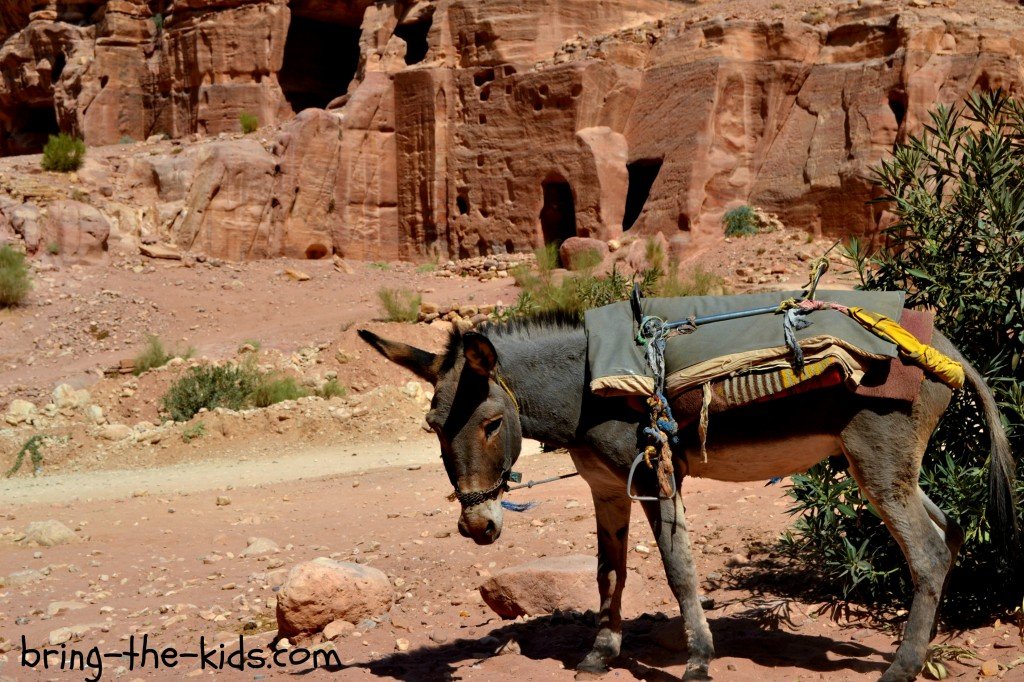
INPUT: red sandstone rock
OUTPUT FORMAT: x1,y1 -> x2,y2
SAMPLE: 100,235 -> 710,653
479,555 -> 599,618
43,200 -> 109,264
275,558 -> 393,638
0,3 -> 1022,262
559,236 -> 609,271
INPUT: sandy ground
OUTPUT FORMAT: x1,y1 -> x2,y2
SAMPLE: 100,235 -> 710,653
2,438 -> 1021,682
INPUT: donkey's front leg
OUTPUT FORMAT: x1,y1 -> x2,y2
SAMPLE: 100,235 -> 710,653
642,491 -> 714,681
576,489 -> 632,678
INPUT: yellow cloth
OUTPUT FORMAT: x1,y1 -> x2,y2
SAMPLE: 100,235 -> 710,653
846,307 -> 965,389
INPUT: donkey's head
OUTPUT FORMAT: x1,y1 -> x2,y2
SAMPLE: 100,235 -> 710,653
358,328 -> 522,544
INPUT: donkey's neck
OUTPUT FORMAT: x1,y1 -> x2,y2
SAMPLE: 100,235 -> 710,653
492,328 -> 587,446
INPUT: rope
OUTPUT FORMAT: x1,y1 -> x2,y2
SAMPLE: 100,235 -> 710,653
635,313 -> 679,500
698,382 -> 712,464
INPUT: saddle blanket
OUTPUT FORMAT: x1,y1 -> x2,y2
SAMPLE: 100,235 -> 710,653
584,290 -> 907,398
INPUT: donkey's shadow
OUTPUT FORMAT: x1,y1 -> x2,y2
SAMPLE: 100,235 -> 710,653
354,611 -> 889,681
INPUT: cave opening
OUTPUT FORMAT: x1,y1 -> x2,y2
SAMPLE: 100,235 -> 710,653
888,89 -> 907,128
1,105 -> 60,156
51,53 -> 66,83
279,15 -> 361,112
305,243 -> 329,259
394,15 -> 431,65
623,158 -> 663,231
540,178 -> 577,245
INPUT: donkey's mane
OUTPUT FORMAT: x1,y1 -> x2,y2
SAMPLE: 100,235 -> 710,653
439,311 -> 582,371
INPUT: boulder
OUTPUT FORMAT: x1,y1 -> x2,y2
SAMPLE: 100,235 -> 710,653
43,201 -> 110,265
559,237 -> 609,271
101,424 -> 134,441
479,555 -> 598,618
21,520 -> 76,547
53,383 -> 90,410
241,537 -> 280,557
4,398 -> 36,425
276,558 -> 393,638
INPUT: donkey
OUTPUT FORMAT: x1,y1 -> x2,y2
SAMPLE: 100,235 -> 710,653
359,313 -> 1015,682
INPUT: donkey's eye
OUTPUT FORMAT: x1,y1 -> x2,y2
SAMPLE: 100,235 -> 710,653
484,418 -> 503,439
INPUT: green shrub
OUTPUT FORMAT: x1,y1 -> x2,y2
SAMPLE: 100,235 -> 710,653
239,112 -> 259,134
783,91 -> 1024,622
317,378 -> 347,399
377,287 -> 421,322
181,421 -> 206,443
722,205 -> 758,237
0,245 -> 30,308
5,435 -> 45,477
41,133 -> 86,172
162,364 -> 260,421
250,375 -> 308,408
45,242 -> 60,256
133,335 -> 193,376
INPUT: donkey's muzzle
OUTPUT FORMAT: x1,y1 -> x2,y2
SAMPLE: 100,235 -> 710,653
458,500 -> 503,545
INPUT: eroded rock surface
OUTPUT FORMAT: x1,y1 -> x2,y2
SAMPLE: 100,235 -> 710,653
0,1 -> 1021,261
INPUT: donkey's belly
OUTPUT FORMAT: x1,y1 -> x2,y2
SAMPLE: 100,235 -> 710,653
684,432 -> 841,482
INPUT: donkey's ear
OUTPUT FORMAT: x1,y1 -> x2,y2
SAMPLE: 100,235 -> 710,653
462,332 -> 497,376
358,329 -> 441,383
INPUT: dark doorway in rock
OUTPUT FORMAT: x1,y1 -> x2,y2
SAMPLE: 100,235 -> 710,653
395,15 -> 431,65
0,105 -> 60,156
623,158 -> 662,230
540,178 -> 576,245
305,243 -> 329,259
279,16 -> 361,112
888,88 -> 907,128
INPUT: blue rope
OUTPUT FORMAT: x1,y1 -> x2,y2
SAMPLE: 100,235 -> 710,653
501,500 -> 538,512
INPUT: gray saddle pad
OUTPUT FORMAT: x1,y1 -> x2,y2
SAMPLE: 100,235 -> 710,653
584,289 -> 905,396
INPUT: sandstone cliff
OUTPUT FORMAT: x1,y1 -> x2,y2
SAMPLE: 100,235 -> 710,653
0,0 -> 1022,262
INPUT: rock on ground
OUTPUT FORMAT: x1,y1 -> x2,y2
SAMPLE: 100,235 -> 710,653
241,536 -> 280,557
275,558 -> 393,639
479,555 -> 599,618
21,520 -> 76,547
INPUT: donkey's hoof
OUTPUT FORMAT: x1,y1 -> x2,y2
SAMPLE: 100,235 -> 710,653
682,664 -> 712,681
575,653 -> 610,679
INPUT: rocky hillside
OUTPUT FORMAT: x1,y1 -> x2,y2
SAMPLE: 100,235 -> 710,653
0,0 -> 1022,265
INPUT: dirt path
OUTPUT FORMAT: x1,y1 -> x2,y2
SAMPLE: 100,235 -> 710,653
0,436 -> 544,506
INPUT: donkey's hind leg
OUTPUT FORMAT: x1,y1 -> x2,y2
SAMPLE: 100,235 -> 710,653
841,391 -> 955,682
641,490 -> 714,681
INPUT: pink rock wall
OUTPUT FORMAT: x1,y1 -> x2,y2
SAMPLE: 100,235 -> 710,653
0,1 -> 1022,262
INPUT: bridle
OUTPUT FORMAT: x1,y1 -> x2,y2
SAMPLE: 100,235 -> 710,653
447,370 -> 520,508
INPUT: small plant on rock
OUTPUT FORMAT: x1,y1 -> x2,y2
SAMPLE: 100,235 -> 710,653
239,112 -> 259,134
0,245 -> 31,308
45,242 -> 60,256
41,133 -> 86,172
377,287 -> 421,322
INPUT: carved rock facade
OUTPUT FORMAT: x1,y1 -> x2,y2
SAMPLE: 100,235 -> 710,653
0,1 -> 1022,261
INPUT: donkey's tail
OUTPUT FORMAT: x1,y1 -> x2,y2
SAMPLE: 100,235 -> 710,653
952,338 -> 1018,549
